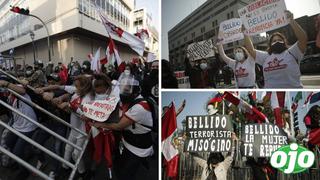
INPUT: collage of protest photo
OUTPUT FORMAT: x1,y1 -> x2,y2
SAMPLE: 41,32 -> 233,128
162,0 -> 320,180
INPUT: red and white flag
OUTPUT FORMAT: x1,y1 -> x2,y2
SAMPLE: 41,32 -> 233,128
303,92 -> 314,107
162,103 -> 179,178
309,128 -> 320,146
107,37 -> 125,72
90,47 -> 101,73
96,6 -> 145,56
223,91 -> 268,123
264,92 -> 286,128
135,29 -> 149,40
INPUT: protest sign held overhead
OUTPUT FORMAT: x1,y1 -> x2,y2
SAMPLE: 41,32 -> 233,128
186,39 -> 215,61
184,115 -> 233,152
238,0 -> 289,35
82,96 -> 119,122
240,123 -> 288,157
218,18 -> 244,44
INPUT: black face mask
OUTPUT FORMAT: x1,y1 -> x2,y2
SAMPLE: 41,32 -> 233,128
120,94 -> 135,104
150,69 -> 158,78
270,41 -> 287,54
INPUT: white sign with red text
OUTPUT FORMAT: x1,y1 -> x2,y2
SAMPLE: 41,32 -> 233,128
82,96 -> 119,122
238,0 -> 289,35
218,18 -> 244,44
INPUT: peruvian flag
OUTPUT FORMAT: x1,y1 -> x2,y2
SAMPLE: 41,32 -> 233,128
303,92 -> 314,107
135,29 -> 149,40
96,6 -> 145,56
309,128 -> 320,146
107,37 -> 125,73
162,103 -> 179,178
223,91 -> 268,123
87,126 -> 115,179
58,64 -> 68,85
265,92 -> 286,128
90,47 -> 101,73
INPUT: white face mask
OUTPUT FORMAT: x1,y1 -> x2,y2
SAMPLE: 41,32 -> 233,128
95,93 -> 107,100
124,70 -> 131,76
235,52 -> 245,61
200,63 -> 207,70
207,105 -> 218,115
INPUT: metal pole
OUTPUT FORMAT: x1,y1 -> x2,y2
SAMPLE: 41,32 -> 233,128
68,129 -> 92,180
0,68 -> 36,91
0,99 -> 82,151
0,120 -> 75,169
30,31 -> 36,64
288,92 -> 295,137
29,14 -> 51,62
6,88 -> 88,137
0,146 -> 52,180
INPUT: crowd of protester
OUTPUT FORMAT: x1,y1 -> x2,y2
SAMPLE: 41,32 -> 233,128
0,58 -> 159,180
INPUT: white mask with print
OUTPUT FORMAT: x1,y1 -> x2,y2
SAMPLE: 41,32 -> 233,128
124,70 -> 131,76
235,52 -> 245,61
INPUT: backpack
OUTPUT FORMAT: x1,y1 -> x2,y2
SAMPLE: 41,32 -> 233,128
127,97 -> 158,133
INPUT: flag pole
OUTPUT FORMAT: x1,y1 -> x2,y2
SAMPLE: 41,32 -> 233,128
288,92 -> 295,137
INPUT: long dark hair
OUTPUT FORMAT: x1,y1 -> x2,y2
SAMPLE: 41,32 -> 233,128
206,152 -> 225,179
267,32 -> 289,55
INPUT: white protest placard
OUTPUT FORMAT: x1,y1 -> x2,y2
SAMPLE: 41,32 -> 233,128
82,96 -> 119,122
218,18 -> 244,44
147,52 -> 157,62
238,0 -> 289,35
186,39 -> 215,61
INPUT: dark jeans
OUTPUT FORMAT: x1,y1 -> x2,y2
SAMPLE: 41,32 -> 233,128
116,147 -> 149,180
33,123 -> 66,172
5,130 -> 35,160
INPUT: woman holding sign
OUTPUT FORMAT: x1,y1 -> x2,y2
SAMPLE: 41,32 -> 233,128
217,44 -> 256,88
193,133 -> 238,180
244,10 -> 308,88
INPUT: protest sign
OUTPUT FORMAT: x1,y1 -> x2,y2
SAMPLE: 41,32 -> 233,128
82,96 -> 119,122
186,39 -> 215,61
238,0 -> 289,35
218,18 -> 244,44
184,115 -> 233,152
241,123 -> 288,157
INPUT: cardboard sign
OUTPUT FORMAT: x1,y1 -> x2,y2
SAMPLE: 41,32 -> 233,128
238,0 -> 288,35
184,115 -> 233,152
82,96 -> 119,122
240,123 -> 288,157
186,39 -> 215,61
218,18 -> 244,44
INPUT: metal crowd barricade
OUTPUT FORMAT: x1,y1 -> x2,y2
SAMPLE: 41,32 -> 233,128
0,72 -> 92,179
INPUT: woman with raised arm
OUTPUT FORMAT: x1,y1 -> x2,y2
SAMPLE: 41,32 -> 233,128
217,44 -> 256,88
244,10 -> 307,88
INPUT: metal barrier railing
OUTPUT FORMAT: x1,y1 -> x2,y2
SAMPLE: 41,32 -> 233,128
0,70 -> 92,179
6,88 -> 88,137
0,97 -> 92,180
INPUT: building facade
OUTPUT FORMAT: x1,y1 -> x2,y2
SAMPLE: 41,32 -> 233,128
168,0 -> 267,69
0,0 -> 142,67
133,8 -> 159,58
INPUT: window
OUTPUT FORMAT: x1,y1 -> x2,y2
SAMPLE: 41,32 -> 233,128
191,32 -> 195,39
231,11 -> 234,18
201,27 -> 206,33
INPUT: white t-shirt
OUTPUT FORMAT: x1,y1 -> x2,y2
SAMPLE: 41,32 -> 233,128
12,94 -> 38,132
255,42 -> 304,88
228,56 -> 256,88
122,95 -> 154,157
64,86 -> 93,138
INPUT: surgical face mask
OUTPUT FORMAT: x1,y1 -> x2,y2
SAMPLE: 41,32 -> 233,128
207,105 -> 218,115
270,41 -> 286,54
95,93 -> 108,100
26,70 -> 33,76
124,70 -> 131,76
200,63 -> 207,70
235,52 -> 245,61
